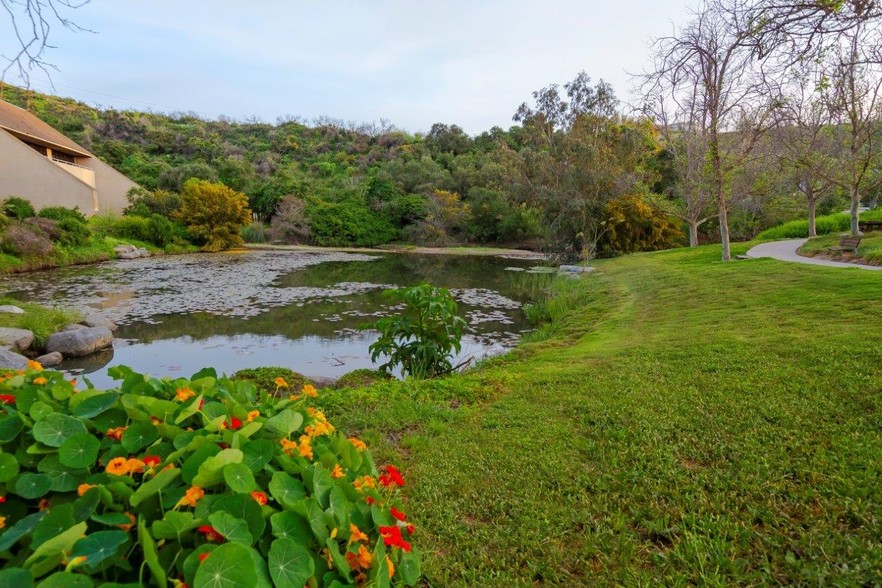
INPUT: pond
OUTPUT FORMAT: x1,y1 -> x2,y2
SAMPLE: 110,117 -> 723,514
0,250 -> 548,387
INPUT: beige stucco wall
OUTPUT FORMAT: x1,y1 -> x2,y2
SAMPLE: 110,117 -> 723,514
0,128 -> 95,213
91,157 -> 139,214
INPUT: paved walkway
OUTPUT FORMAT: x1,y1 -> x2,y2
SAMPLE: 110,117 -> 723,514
746,239 -> 882,271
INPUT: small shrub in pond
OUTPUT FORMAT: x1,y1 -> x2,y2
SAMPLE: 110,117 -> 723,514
334,369 -> 393,390
0,364 -> 421,586
360,284 -> 467,379
231,367 -> 313,395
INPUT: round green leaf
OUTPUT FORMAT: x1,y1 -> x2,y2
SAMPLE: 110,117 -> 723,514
214,495 -> 265,545
32,414 -> 87,448
269,538 -> 314,588
71,530 -> 129,568
121,421 -> 159,453
270,511 -> 313,545
398,550 -> 421,586
72,392 -> 119,419
263,409 -> 303,436
29,401 -> 54,421
207,511 -> 253,545
193,542 -> 258,588
59,433 -> 100,469
15,473 -> 52,499
268,472 -> 306,510
223,463 -> 256,494
0,568 -> 34,588
39,571 -> 92,588
32,504 -> 75,549
241,439 -> 273,473
0,452 -> 20,482
0,415 -> 23,443
91,512 -> 134,526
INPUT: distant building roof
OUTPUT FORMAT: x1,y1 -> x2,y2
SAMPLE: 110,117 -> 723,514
0,99 -> 91,157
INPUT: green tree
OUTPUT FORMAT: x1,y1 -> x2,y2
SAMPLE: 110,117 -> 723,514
177,179 -> 251,252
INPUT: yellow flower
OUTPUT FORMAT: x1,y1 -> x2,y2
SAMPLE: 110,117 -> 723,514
32,376 -> 47,385
386,555 -> 395,578
288,394 -> 301,401
349,523 -> 368,544
305,421 -> 334,438
298,435 -> 313,460
77,483 -> 96,496
349,437 -> 368,451
274,377 -> 288,389
331,464 -> 345,479
280,438 -> 298,453
175,387 -> 195,402
302,384 -> 318,398
27,360 -> 42,371
106,457 -> 131,476
247,410 -> 260,423
330,527 -> 338,539
177,486 -> 204,508
353,476 -> 375,491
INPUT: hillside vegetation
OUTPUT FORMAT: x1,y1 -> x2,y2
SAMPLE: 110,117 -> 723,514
313,245 -> 882,585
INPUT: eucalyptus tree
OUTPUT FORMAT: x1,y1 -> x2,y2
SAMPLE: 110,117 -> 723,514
643,0 -> 780,261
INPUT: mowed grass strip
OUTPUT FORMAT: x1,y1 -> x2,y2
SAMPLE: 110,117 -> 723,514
320,243 -> 882,586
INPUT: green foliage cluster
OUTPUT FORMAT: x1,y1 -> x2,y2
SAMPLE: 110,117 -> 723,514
0,298 -> 81,348
333,370 -> 392,390
0,365 -> 421,587
90,214 -> 184,248
2,197 -> 36,220
756,208 -> 882,240
231,367 -> 312,395
307,196 -> 397,247
360,285 -> 467,379
177,179 -> 251,252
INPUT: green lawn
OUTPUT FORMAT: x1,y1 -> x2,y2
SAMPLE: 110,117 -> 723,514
314,243 -> 882,585
800,231 -> 882,265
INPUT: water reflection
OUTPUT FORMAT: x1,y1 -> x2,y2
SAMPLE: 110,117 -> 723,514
0,250 -> 547,386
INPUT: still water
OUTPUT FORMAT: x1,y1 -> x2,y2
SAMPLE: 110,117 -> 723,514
1,250 -> 545,386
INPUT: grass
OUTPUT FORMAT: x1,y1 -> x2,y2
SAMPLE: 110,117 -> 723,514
0,297 -> 81,348
799,231 -> 882,265
312,243 -> 882,585
756,207 -> 882,240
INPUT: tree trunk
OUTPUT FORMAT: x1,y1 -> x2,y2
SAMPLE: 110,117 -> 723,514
851,186 -> 860,237
807,195 -> 817,238
688,221 -> 699,247
719,201 -> 731,261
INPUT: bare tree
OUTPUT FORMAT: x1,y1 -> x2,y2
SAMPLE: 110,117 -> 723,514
643,0 -> 780,260
1,0 -> 91,87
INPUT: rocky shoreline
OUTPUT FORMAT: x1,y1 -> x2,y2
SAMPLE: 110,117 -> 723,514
0,305 -> 118,370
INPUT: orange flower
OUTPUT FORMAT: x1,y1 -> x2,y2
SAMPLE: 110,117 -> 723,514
32,376 -> 48,385
274,377 -> 288,389
353,476 -> 375,492
150,416 -> 162,425
106,426 -> 126,441
77,483 -> 96,496
106,457 -> 131,476
304,421 -> 334,437
349,524 -> 368,544
280,438 -> 298,453
118,512 -> 137,531
345,544 -> 373,571
127,458 -> 146,474
177,486 -> 204,508
298,435 -> 313,460
302,384 -> 318,398
0,516 -> 5,529
331,464 -> 345,479
27,360 -> 42,371
246,410 -> 260,423
38,498 -> 50,510
349,437 -> 367,451
288,394 -> 300,401
250,491 -> 268,505
386,555 -> 395,578
175,387 -> 196,402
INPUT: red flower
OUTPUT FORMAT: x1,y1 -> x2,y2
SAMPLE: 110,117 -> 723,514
406,523 -> 415,535
229,417 -> 242,430
379,525 -> 412,552
378,465 -> 405,488
0,496 -> 6,503
199,552 -> 210,564
250,491 -> 267,505
197,525 -> 224,542
0,394 -> 15,405
390,507 -> 406,522
143,455 -> 161,468
365,496 -> 376,505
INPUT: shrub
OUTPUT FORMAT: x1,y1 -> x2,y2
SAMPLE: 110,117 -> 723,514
242,222 -> 272,244
55,218 -> 91,247
600,194 -> 684,255
359,284 -> 468,379
37,206 -> 87,225
270,196 -> 311,244
306,197 -> 397,247
177,179 -> 251,252
0,364 -> 421,587
0,222 -> 54,257
2,196 -> 36,220
124,188 -> 182,218
334,369 -> 392,390
23,217 -> 62,241
231,367 -> 312,395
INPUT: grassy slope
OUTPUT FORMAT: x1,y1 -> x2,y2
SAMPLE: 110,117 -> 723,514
800,231 -> 882,265
318,243 -> 882,586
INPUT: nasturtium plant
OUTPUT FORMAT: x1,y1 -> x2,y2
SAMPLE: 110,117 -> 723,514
0,363 -> 420,587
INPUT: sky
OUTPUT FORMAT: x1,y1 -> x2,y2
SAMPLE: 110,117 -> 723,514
0,0 -> 694,135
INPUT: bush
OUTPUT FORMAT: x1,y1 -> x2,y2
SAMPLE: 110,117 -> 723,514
600,194 -> 684,255
124,188 -> 182,218
2,196 -> 35,220
306,197 -> 397,247
270,196 -> 311,244
359,284 -> 467,379
177,179 -> 251,252
55,218 -> 91,247
334,369 -> 393,390
0,222 -> 54,257
91,213 -> 187,248
37,206 -> 87,225
231,367 -> 312,394
23,217 -> 62,241
0,364 -> 421,587
241,222 -> 272,244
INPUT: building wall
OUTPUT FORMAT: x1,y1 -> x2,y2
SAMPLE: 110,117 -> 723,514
0,128 -> 95,213
91,157 -> 139,213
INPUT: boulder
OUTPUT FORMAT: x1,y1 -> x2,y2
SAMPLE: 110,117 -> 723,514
0,305 -> 25,314
117,251 -> 141,260
0,327 -> 35,351
82,314 -> 118,331
114,244 -> 136,254
34,351 -> 63,368
46,326 -> 113,358
62,323 -> 87,331
558,264 -> 595,275
0,347 -> 28,370
137,248 -> 151,258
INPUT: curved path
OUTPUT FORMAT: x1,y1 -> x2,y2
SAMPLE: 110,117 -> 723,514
746,238 -> 882,271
